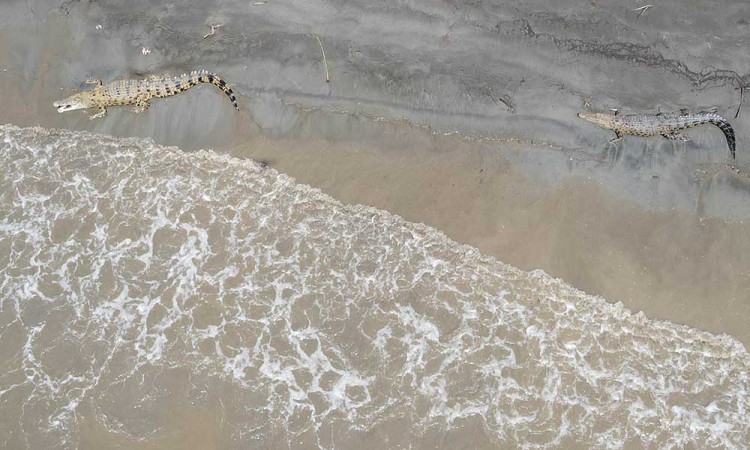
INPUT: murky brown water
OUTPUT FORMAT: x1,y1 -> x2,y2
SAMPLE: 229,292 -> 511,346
1,125 -> 748,449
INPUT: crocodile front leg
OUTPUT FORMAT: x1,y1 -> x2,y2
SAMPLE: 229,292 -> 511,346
608,130 -> 623,144
132,100 -> 150,113
89,107 -> 107,120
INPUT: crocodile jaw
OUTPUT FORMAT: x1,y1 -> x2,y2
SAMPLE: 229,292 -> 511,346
577,112 -> 615,130
53,98 -> 88,113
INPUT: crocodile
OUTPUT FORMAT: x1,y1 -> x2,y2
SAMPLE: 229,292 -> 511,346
53,70 -> 239,119
577,110 -> 736,159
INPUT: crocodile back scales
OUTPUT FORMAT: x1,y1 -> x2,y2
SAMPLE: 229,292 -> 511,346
87,70 -> 238,110
613,112 -> 735,159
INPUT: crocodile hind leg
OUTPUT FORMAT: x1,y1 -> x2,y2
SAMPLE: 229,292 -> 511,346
89,107 -> 107,120
661,132 -> 688,141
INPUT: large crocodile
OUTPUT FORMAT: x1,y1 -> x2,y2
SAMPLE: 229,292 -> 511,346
577,110 -> 736,159
54,70 -> 239,119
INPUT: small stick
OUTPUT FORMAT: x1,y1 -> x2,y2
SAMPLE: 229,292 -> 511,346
632,5 -> 653,16
314,35 -> 330,83
735,85 -> 744,119
203,24 -> 222,39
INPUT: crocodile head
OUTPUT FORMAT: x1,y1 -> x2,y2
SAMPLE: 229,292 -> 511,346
577,112 -> 616,130
53,93 -> 91,113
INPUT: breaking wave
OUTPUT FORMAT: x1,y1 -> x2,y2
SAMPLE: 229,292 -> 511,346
0,124 -> 748,449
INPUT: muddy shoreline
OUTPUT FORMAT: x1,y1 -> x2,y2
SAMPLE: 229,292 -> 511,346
1,0 -> 749,346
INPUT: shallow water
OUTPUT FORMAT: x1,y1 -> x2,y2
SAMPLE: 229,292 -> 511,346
1,124 -> 748,449
2,0 -> 750,346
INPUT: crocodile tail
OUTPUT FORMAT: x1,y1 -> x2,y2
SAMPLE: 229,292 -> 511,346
184,70 -> 239,111
706,116 -> 736,159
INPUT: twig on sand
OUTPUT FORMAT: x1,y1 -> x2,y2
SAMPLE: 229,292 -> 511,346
203,24 -> 222,39
314,35 -> 330,83
735,85 -> 745,119
632,5 -> 653,16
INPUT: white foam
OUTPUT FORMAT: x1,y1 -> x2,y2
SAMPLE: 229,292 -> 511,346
0,124 -> 748,449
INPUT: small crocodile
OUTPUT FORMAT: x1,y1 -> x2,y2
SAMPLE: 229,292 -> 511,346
54,70 -> 239,119
577,110 -> 736,159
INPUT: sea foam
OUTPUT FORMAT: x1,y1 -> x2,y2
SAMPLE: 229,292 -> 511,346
0,124 -> 748,449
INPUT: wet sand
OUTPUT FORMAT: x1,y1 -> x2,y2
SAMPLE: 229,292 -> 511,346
1,0 -> 749,361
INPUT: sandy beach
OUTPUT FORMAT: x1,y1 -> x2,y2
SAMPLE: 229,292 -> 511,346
3,0 -> 747,343
1,0 -> 749,447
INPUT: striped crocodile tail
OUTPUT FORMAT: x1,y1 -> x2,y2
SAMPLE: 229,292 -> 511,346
184,70 -> 239,111
704,114 -> 736,159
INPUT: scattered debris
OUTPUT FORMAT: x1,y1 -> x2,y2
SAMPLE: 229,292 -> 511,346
95,24 -> 102,30
632,5 -> 653,17
203,24 -> 222,39
496,95 -> 515,113
442,26 -> 453,45
314,35 -> 330,83
140,46 -> 151,55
